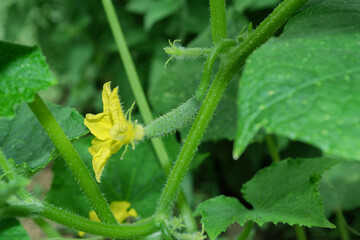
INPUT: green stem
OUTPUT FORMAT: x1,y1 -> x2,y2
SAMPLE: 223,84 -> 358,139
3,201 -> 159,239
238,221 -> 253,240
157,0 -> 309,216
232,0 -> 308,72
157,64 -> 232,215
195,39 -> 236,101
102,0 -> 197,232
176,192 -> 194,233
101,0 -> 153,125
40,203 -> 159,239
265,135 -> 280,162
40,238 -> 103,240
33,217 -> 62,238
1,170 -> 157,240
336,210 -> 350,240
0,154 -> 57,238
209,0 -> 227,43
160,220 -> 172,240
28,94 -> 117,225
294,225 -> 307,240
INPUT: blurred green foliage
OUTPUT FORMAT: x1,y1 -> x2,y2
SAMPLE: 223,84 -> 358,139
0,0 -> 279,114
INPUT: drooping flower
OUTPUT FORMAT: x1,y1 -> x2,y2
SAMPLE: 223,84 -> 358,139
79,201 -> 137,237
84,82 -> 144,182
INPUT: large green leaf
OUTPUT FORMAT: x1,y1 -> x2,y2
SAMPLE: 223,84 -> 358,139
0,41 -> 57,117
0,102 -> 88,174
126,0 -> 185,30
233,0 -> 360,159
0,218 -> 30,240
148,11 -> 248,142
319,161 -> 360,216
47,135 -> 178,218
195,158 -> 338,240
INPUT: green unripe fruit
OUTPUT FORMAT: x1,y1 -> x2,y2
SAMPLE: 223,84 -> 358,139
144,96 -> 201,138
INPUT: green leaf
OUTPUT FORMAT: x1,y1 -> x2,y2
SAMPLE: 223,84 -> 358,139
47,135 -> 178,217
0,102 -> 88,174
126,0 -> 185,30
319,161 -> 360,216
0,218 -> 30,240
144,0 -> 185,30
234,0 -> 360,159
195,158 -> 338,240
195,196 -> 247,240
126,0 -> 151,14
0,41 -> 57,117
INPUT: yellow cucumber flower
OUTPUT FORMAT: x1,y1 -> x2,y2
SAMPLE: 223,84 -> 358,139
79,201 -> 137,237
84,82 -> 144,182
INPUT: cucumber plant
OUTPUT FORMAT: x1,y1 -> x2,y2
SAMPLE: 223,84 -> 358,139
0,0 -> 359,239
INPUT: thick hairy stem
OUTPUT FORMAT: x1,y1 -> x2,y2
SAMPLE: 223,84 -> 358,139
40,203 -> 159,239
156,64 -> 233,215
2,200 -> 159,239
28,94 -> 117,225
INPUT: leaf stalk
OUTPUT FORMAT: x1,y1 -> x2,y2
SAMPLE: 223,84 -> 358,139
209,0 -> 228,43
238,220 -> 253,240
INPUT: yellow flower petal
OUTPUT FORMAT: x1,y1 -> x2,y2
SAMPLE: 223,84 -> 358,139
78,231 -> 85,237
84,113 -> 112,140
77,210 -> 100,237
110,201 -> 130,211
89,138 -> 123,182
102,82 -> 126,123
102,82 -> 113,114
110,201 -> 138,223
109,87 -> 127,124
127,208 -> 138,218
89,210 -> 100,222
78,201 -> 137,237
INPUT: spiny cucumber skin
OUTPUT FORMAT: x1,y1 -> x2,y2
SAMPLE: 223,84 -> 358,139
144,97 -> 201,138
